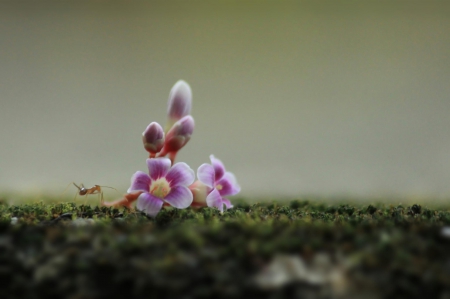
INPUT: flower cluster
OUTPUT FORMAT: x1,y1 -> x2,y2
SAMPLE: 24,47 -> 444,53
104,81 -> 240,217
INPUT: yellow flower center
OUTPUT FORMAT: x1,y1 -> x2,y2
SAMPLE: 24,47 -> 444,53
216,184 -> 223,191
150,178 -> 171,199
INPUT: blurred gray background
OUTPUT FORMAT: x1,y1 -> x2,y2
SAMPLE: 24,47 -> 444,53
1,1 -> 450,200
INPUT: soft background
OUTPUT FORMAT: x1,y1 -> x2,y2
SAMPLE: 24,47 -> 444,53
1,1 -> 449,200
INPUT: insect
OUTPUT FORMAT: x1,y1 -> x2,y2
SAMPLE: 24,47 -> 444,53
65,182 -> 120,205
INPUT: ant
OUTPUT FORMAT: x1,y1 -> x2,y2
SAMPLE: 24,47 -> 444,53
64,182 -> 120,205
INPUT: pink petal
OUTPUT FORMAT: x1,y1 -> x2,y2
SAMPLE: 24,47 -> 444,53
166,162 -> 195,187
137,192 -> 164,217
127,171 -> 150,193
206,188 -> 224,213
216,172 -> 241,196
210,155 -> 225,181
147,158 -> 171,181
164,185 -> 193,209
222,198 -> 233,210
197,163 -> 215,188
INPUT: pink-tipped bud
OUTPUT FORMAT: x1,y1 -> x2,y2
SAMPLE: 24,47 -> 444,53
166,80 -> 192,132
189,180 -> 209,207
158,115 -> 194,159
142,122 -> 165,156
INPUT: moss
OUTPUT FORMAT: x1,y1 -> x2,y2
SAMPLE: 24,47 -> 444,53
1,200 -> 450,298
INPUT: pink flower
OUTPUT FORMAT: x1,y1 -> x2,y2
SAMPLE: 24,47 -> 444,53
128,157 -> 195,217
193,155 -> 240,213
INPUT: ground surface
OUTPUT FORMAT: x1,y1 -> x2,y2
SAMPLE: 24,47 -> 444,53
1,198 -> 450,299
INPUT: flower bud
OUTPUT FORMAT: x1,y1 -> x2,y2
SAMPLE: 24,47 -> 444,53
158,115 -> 194,161
189,180 -> 209,207
166,80 -> 192,132
142,122 -> 165,156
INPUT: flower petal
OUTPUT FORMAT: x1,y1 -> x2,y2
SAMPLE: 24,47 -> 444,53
137,192 -> 164,217
164,185 -> 193,208
216,172 -> 241,196
166,162 -> 195,187
197,163 -> 215,188
210,155 -> 225,181
127,171 -> 150,193
206,188 -> 224,213
222,198 -> 233,210
147,158 -> 171,181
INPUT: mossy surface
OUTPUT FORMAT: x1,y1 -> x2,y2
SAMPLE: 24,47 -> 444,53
1,199 -> 450,298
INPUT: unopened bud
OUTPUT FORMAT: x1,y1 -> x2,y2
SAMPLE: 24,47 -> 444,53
159,115 -> 194,160
166,80 -> 192,132
142,122 -> 165,156
189,180 -> 209,207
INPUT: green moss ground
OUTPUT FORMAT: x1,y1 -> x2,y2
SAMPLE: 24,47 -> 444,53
1,198 -> 450,298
